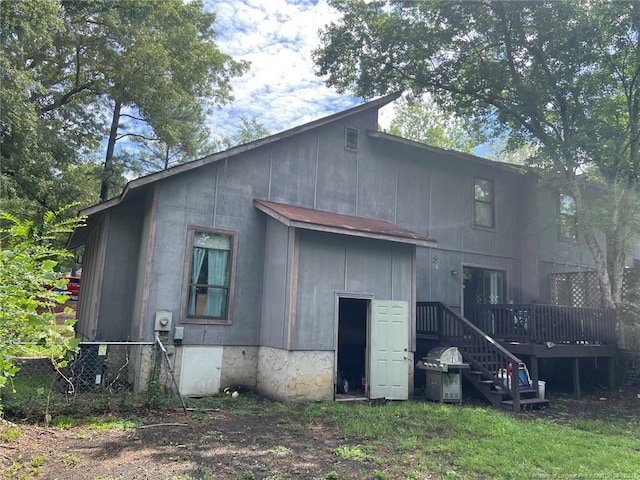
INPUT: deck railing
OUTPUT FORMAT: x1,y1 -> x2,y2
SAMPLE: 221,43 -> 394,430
416,301 -> 524,410
466,304 -> 617,345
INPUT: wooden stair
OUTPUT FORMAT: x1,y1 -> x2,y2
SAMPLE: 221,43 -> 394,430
417,302 -> 551,412
463,369 -> 550,411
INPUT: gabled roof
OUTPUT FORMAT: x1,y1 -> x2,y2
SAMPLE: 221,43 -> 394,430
77,92 -> 402,219
67,92 -> 402,248
255,200 -> 436,247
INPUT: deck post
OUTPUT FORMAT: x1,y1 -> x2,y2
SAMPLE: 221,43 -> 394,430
608,355 -> 616,392
572,357 -> 581,399
529,356 -> 539,390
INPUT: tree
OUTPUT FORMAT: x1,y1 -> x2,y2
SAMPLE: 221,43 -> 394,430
386,94 -> 485,153
211,116 -> 271,153
484,137 -> 539,166
89,0 -> 246,200
131,104 -> 214,173
314,0 -> 640,312
59,0 -> 248,201
0,0 -> 102,218
1,0 -> 248,213
0,206 -> 84,402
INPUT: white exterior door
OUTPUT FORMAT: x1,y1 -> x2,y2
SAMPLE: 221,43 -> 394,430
369,300 -> 409,400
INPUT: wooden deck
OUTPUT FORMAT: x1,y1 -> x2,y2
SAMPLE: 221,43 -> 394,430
466,303 -> 617,346
416,302 -> 618,407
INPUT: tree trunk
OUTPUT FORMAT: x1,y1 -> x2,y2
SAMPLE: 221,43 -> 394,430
100,100 -> 122,202
606,188 -> 633,308
569,179 -> 617,310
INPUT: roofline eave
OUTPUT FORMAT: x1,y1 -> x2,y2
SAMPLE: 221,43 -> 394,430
366,130 -> 528,175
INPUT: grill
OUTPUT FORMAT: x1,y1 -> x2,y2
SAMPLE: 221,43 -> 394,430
416,346 -> 469,403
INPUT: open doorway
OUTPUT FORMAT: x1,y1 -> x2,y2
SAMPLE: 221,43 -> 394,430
336,297 -> 368,399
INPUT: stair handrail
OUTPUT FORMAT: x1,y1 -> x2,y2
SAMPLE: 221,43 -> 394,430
417,301 -> 524,410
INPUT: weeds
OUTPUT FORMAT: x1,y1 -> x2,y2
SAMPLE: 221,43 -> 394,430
333,444 -> 379,463
85,417 -> 139,430
1,426 -> 21,442
199,429 -> 224,444
60,453 -> 80,467
31,455 -> 47,467
51,415 -> 75,429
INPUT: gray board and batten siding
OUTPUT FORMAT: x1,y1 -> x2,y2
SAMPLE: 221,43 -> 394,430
69,92 -> 604,400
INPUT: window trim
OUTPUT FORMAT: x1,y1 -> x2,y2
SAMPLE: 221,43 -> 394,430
473,177 -> 495,229
558,193 -> 578,242
181,225 -> 238,325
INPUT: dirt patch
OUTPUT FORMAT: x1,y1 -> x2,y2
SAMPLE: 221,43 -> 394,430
2,386 -> 639,480
1,397 -> 413,480
521,385 -> 640,423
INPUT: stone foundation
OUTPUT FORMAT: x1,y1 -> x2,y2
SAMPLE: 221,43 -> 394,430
145,344 -> 413,401
219,346 -> 258,390
257,347 -> 334,401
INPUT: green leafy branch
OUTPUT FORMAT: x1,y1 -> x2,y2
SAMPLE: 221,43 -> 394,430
0,205 -> 85,402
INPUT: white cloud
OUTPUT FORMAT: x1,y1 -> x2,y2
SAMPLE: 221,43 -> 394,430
203,0 -> 362,140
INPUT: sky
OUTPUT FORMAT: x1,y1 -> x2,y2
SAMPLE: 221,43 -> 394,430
202,0 -> 395,140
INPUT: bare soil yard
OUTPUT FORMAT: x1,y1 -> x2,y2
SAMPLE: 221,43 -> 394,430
2,386 -> 639,480
3,397 -> 399,480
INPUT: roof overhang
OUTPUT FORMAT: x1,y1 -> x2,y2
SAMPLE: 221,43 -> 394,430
67,214 -> 102,249
255,199 -> 436,248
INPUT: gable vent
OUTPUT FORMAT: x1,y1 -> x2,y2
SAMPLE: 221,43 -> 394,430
345,126 -> 359,151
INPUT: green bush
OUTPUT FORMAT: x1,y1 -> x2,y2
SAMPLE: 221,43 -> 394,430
0,206 -> 85,411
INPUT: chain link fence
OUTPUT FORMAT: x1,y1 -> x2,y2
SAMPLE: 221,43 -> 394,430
2,341 -> 185,420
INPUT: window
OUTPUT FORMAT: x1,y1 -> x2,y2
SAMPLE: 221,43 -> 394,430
474,177 -> 495,228
186,228 -> 236,321
559,194 -> 577,241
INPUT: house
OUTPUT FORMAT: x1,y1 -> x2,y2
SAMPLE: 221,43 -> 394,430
68,93 -> 625,406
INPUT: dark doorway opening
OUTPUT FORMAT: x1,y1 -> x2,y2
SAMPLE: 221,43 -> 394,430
336,298 -> 368,398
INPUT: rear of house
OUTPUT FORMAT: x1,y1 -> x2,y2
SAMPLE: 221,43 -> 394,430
68,94 -> 626,403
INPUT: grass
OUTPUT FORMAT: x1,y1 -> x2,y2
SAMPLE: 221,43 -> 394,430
3,386 -> 640,479
199,429 -> 225,444
333,444 -> 380,463
1,426 -> 21,442
84,417 -> 140,430
285,397 -> 639,479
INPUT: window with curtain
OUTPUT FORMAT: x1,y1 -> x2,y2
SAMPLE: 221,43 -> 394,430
474,177 -> 495,228
187,230 -> 234,320
559,194 -> 577,241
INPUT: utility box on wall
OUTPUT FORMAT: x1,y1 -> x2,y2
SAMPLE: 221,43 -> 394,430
154,310 -> 172,332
